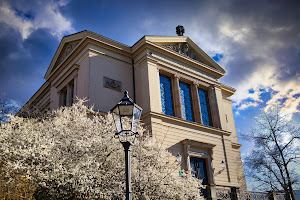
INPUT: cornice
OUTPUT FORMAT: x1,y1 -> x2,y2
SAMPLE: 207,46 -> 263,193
52,64 -> 79,89
220,83 -> 236,96
141,111 -> 231,136
132,40 -> 225,80
147,52 -> 220,86
182,139 -> 216,149
45,32 -> 132,80
146,41 -> 225,77
231,142 -> 242,148
216,182 -> 240,188
88,48 -> 132,65
23,81 -> 50,108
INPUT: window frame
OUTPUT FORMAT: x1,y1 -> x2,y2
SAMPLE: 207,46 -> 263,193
190,156 -> 209,185
198,87 -> 213,126
179,81 -> 194,122
159,74 -> 175,117
182,139 -> 215,186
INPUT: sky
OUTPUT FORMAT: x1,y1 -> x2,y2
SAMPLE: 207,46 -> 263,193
0,0 -> 299,190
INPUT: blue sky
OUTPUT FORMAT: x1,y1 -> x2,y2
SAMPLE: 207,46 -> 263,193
0,0 -> 299,190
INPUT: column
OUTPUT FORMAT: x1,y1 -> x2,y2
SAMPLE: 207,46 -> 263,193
172,74 -> 182,118
191,82 -> 202,124
207,184 -> 217,200
182,141 -> 191,171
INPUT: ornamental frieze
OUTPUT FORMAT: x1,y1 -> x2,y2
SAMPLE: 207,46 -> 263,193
162,43 -> 203,63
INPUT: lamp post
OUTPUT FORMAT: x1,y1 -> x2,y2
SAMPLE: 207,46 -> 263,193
221,160 -> 226,169
110,91 -> 143,200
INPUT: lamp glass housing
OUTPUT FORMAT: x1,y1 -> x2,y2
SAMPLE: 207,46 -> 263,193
176,153 -> 182,163
111,91 -> 142,143
221,161 -> 226,169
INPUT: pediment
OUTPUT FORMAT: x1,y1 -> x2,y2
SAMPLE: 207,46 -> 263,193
142,36 -> 226,75
51,40 -> 81,73
44,31 -> 87,80
161,43 -> 204,63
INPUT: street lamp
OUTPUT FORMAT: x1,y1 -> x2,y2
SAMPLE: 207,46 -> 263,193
176,153 -> 182,163
221,160 -> 226,169
110,91 -> 143,200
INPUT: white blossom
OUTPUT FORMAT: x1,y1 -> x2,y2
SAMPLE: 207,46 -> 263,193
0,100 -> 203,199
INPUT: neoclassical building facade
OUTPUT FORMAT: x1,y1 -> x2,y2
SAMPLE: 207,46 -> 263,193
25,30 -> 246,198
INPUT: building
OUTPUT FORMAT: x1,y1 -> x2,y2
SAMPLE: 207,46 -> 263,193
25,29 -> 247,198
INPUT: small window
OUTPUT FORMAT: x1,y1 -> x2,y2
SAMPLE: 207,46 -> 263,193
190,157 -> 208,185
198,88 -> 212,126
179,82 -> 193,121
160,75 -> 174,116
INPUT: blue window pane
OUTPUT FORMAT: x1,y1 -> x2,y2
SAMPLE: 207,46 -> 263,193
179,82 -> 193,121
160,75 -> 174,116
198,88 -> 212,126
190,157 -> 208,185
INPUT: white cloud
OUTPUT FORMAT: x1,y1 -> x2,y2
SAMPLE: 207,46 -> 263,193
192,14 -> 300,115
0,2 -> 33,39
237,102 -> 259,111
0,1 -> 74,40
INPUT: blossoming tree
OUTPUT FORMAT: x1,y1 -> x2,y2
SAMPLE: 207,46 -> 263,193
0,100 -> 203,199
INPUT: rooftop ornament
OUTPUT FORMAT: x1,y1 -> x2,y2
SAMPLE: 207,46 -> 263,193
176,25 -> 185,36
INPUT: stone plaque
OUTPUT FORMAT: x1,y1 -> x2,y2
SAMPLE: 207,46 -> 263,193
103,77 -> 122,92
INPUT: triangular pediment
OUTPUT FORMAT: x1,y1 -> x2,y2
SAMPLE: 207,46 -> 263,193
140,36 -> 226,75
44,31 -> 87,80
160,42 -> 204,63
52,40 -> 81,72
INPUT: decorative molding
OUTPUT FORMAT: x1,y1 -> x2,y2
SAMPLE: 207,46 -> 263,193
141,111 -> 231,136
193,81 -> 199,87
182,139 -> 216,149
162,43 -> 203,63
231,143 -> 242,148
58,40 -> 80,66
173,73 -> 181,79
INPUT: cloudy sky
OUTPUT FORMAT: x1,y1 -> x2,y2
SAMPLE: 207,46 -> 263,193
0,0 -> 299,189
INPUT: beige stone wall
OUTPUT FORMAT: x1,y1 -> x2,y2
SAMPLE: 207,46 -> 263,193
148,115 -> 238,187
88,45 -> 133,113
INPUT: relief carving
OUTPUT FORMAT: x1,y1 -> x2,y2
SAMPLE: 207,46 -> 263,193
162,43 -> 203,63
59,41 -> 80,64
103,77 -> 122,92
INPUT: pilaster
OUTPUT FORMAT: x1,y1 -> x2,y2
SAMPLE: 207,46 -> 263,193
213,85 -> 227,130
74,76 -> 78,101
208,86 -> 220,128
172,74 -> 182,118
67,83 -> 71,106
191,82 -> 202,124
